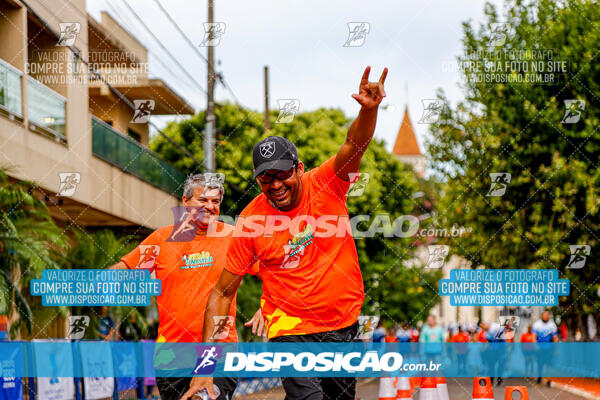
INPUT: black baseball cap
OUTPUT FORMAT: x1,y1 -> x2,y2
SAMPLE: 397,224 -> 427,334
253,136 -> 299,178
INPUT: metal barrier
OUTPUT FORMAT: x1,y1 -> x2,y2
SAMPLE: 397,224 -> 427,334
234,377 -> 282,397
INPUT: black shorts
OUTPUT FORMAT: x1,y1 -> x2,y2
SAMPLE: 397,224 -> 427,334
156,377 -> 237,400
270,322 -> 359,400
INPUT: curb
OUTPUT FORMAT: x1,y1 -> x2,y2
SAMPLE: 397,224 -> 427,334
545,380 -> 600,400
358,377 -> 378,386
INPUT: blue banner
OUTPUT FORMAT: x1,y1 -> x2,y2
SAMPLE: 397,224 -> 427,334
32,340 -> 74,378
4,341 -> 600,378
141,340 -> 156,386
112,342 -> 138,391
0,343 -> 24,400
32,340 -> 74,400
78,341 -> 114,378
79,341 -> 114,400
0,377 -> 22,400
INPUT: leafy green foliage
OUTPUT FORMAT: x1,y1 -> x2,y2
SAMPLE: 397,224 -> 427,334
65,229 -> 139,269
65,229 -> 143,339
427,0 -> 599,333
0,168 -> 68,335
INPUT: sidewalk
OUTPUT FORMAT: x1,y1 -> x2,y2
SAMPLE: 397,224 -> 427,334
546,378 -> 600,400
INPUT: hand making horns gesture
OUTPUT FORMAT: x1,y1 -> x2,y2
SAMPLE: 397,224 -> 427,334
351,66 -> 388,109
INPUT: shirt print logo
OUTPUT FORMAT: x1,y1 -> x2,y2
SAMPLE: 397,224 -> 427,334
281,225 -> 314,269
181,251 -> 214,269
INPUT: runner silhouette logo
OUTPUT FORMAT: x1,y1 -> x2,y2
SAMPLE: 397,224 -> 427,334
193,346 -> 222,375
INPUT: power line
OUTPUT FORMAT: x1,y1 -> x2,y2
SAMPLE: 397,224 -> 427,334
101,1 -> 252,187
105,0 -> 204,101
149,0 -> 246,109
42,0 -> 202,105
118,0 -> 207,95
150,0 -> 208,64
218,73 -> 243,106
19,0 -> 204,169
147,0 -> 256,176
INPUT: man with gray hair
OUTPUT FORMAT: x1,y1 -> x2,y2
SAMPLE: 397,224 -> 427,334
167,173 -> 226,241
110,172 -> 261,400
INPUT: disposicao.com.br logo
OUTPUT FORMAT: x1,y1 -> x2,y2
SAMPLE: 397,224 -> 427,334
223,351 -> 440,374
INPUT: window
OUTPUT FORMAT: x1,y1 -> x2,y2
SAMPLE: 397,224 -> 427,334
27,76 -> 66,139
0,58 -> 23,117
127,128 -> 141,143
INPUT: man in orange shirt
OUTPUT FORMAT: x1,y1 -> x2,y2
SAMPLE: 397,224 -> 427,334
111,173 -> 259,400
520,325 -> 537,376
183,66 -> 388,400
450,325 -> 469,371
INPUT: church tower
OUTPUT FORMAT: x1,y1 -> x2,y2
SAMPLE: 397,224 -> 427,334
392,106 -> 426,177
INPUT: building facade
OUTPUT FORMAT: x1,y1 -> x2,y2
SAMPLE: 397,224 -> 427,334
0,0 -> 194,338
0,0 -> 193,232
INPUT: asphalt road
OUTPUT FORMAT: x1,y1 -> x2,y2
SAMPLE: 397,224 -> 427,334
238,377 -> 588,399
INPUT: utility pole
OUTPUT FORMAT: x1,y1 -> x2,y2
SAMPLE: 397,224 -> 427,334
264,66 -> 270,131
204,0 -> 216,172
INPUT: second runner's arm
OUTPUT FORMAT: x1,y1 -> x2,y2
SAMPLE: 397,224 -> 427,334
108,261 -> 127,269
180,270 -> 244,400
202,269 -> 244,341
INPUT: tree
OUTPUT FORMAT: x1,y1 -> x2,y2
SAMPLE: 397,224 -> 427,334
151,103 -> 442,332
0,168 -> 69,337
427,0 -> 599,334
65,229 -> 143,339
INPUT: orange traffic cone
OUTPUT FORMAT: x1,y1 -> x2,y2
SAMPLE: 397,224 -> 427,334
419,377 -> 438,400
396,377 -> 412,400
378,377 -> 397,400
436,377 -> 449,400
472,377 -> 494,400
505,386 -> 529,400
409,377 -> 420,393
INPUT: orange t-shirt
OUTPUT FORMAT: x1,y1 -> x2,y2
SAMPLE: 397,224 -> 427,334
451,332 -> 469,354
121,222 -> 243,343
385,335 -> 398,343
476,330 -> 488,343
451,333 -> 468,343
225,156 -> 365,339
520,332 -> 536,342
520,332 -> 536,351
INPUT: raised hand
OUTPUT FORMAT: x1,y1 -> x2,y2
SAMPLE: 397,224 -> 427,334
351,66 -> 388,110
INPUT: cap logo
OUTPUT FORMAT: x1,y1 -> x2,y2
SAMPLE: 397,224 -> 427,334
259,141 -> 275,158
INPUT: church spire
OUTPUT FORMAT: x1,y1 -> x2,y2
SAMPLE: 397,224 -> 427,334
392,106 -> 426,177
393,106 -> 422,156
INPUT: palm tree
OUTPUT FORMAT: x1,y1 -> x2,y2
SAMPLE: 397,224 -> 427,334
0,168 -> 69,337
65,229 -> 138,270
65,229 -> 146,339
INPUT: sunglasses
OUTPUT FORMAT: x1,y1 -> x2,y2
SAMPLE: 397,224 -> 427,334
257,167 -> 295,184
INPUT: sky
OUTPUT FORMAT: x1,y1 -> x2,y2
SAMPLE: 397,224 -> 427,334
86,0 -> 505,154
